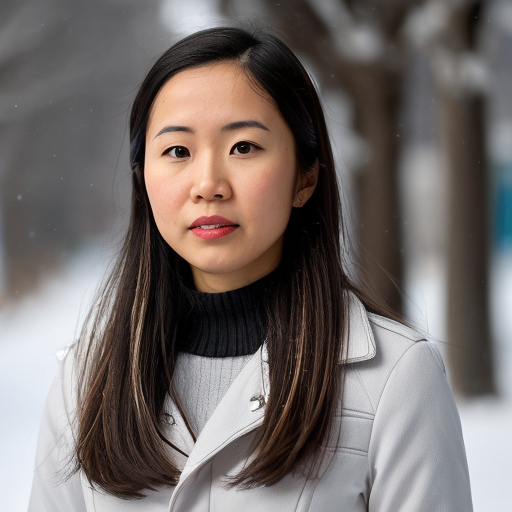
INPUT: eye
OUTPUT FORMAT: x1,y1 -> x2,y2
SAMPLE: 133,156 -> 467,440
230,141 -> 261,156
163,146 -> 190,159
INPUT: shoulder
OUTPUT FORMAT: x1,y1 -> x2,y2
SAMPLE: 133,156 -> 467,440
353,316 -> 472,509
42,344 -> 80,438
344,312 -> 447,416
29,345 -> 88,511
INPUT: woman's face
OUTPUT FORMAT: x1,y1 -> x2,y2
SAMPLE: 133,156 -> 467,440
144,62 -> 309,292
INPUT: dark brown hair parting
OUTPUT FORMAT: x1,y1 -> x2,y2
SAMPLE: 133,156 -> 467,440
74,26 -> 396,499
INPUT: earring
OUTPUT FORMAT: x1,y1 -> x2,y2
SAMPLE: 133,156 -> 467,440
293,192 -> 303,207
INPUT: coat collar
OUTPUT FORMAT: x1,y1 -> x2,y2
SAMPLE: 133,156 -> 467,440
340,291 -> 377,364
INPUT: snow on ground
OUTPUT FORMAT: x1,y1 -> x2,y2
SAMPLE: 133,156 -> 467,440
1,246 -> 511,511
460,253 -> 512,511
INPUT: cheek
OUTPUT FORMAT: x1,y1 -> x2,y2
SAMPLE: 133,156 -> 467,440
244,163 -> 296,226
144,173 -> 182,228
259,161 -> 296,202
145,177 -> 164,217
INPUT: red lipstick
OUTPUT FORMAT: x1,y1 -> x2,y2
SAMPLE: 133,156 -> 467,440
189,215 -> 239,240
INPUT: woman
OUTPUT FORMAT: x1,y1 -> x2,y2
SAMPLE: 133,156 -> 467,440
29,27 -> 473,511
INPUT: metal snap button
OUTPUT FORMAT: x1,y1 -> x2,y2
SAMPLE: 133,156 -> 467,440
162,413 -> 176,425
250,395 -> 266,412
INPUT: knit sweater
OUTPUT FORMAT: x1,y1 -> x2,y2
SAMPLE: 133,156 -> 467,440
173,273 -> 275,435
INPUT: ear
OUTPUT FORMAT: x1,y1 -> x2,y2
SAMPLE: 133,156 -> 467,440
293,160 -> 319,208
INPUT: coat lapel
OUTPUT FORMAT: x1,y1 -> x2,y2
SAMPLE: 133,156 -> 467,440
168,348 -> 266,510
181,345 -> 267,474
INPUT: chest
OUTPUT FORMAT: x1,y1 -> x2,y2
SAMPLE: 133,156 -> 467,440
80,410 -> 373,512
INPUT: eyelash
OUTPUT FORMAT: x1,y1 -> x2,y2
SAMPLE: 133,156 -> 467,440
162,146 -> 190,159
230,141 -> 262,155
161,141 -> 262,159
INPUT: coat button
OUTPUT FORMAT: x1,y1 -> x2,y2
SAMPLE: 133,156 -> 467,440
250,395 -> 266,412
162,413 -> 176,425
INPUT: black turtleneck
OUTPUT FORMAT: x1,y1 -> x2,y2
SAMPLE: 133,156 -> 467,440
178,271 -> 277,357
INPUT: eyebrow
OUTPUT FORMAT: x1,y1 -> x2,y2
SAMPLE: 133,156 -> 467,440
221,120 -> 270,132
154,126 -> 193,139
153,120 -> 269,139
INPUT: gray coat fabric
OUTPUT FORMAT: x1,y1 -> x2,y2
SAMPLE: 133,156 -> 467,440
29,294 -> 473,511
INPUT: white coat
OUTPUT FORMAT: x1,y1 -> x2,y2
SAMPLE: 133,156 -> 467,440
29,294 -> 473,511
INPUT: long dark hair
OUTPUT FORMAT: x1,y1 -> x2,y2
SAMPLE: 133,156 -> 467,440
75,26 -> 394,499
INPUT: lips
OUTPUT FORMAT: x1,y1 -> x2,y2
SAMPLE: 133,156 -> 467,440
189,215 -> 238,229
189,215 -> 239,240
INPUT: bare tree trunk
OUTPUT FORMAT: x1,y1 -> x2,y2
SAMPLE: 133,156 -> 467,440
435,0 -> 495,395
349,66 -> 403,312
440,92 -> 494,394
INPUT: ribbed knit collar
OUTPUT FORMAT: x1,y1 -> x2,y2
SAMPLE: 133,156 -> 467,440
179,271 -> 277,357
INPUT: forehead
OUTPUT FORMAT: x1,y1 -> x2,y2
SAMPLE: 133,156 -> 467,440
147,62 -> 279,130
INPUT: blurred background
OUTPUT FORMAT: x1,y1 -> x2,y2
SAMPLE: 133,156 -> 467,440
1,0 -> 511,510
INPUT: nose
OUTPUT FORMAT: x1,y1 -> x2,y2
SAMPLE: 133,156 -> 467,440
190,154 -> 232,202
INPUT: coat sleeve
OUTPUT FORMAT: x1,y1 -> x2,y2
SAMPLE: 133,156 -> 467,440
367,341 -> 473,512
28,352 -> 87,512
